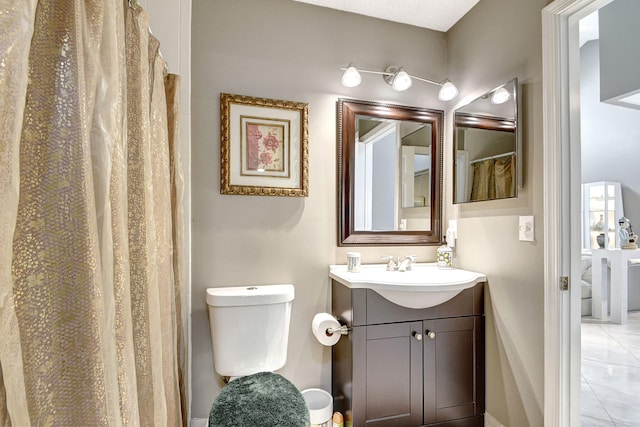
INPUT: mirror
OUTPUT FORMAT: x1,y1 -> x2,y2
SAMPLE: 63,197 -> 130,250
453,78 -> 519,204
338,98 -> 443,246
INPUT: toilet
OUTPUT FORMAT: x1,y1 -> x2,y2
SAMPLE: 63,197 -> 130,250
205,284 -> 309,426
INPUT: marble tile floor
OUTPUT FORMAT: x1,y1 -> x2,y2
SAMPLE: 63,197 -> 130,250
581,311 -> 640,426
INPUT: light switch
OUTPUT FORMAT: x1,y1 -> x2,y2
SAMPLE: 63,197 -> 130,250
519,216 -> 534,241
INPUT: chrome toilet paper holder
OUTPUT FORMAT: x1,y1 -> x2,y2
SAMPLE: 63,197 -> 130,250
326,324 -> 350,336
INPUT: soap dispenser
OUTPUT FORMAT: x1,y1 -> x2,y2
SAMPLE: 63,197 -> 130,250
436,236 -> 453,269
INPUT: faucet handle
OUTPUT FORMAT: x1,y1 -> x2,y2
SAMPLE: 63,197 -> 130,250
381,255 -> 397,271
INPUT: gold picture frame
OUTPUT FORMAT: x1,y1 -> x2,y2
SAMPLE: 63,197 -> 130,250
220,93 -> 309,196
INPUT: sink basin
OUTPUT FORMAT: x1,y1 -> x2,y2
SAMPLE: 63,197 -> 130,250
329,263 -> 486,309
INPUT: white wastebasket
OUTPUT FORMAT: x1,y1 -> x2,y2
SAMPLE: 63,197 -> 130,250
301,388 -> 333,427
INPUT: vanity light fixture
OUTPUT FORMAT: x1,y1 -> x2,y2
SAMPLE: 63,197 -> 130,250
340,63 -> 459,101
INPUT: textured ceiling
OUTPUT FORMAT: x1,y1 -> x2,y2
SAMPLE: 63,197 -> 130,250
292,0 -> 481,32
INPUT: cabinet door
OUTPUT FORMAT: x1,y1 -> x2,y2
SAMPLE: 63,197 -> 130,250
423,316 -> 484,424
359,321 -> 423,427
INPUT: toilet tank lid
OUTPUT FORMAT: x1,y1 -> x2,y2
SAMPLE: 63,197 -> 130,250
206,284 -> 294,307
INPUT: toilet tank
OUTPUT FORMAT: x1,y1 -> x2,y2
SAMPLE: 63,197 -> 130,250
206,284 -> 294,377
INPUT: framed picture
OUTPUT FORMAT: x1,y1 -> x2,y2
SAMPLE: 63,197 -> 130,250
220,93 -> 309,196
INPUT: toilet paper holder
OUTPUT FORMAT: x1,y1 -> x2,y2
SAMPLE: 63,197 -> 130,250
312,313 -> 350,346
326,324 -> 350,336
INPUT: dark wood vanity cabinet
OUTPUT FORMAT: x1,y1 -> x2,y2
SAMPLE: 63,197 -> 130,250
331,281 -> 485,427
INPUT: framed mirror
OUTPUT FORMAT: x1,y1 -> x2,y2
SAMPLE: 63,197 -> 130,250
337,98 -> 443,246
453,78 -> 519,204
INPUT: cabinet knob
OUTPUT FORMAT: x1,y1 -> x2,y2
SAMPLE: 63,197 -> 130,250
426,330 -> 436,339
413,331 -> 423,341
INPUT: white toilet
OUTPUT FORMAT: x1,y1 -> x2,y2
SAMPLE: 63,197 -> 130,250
205,283 -> 294,378
205,284 -> 309,426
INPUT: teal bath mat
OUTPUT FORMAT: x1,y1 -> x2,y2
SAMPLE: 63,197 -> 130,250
208,371 -> 309,427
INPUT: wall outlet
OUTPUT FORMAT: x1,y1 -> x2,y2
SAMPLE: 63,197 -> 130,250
519,216 -> 534,241
446,219 -> 457,247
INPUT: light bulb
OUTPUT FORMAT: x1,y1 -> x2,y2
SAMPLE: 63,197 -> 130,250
438,80 -> 458,101
491,87 -> 511,104
391,68 -> 412,91
341,64 -> 362,88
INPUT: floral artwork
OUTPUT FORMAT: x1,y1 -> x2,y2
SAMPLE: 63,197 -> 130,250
245,122 -> 285,173
220,93 -> 308,197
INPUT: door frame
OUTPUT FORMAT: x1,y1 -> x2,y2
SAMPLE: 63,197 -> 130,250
542,0 -> 613,425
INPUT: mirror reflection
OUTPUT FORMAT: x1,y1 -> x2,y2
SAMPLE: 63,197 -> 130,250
453,78 -> 518,204
338,99 -> 443,246
354,118 -> 432,232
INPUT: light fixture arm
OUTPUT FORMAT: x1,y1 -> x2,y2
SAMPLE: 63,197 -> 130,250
410,74 -> 446,87
340,67 -> 392,78
339,66 -> 444,87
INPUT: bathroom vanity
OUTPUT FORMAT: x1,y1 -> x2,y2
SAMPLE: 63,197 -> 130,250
330,265 -> 485,427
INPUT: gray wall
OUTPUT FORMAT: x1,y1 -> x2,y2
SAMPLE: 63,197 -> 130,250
446,0 -> 550,425
191,0 -> 448,419
581,40 -> 640,228
599,0 -> 640,107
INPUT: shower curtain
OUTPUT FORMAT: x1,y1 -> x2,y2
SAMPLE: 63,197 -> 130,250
0,1 -> 185,425
470,155 -> 516,202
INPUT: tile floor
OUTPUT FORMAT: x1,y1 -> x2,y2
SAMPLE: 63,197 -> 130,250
581,311 -> 640,426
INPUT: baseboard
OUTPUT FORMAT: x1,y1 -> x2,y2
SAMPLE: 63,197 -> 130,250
199,412 -> 500,426
198,413 -> 502,426
191,418 -> 208,427
484,412 -> 505,427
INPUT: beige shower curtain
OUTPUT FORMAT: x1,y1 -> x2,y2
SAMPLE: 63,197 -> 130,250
0,1 -> 184,425
470,155 -> 516,202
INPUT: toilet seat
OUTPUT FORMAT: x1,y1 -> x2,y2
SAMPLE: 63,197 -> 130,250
208,372 -> 308,427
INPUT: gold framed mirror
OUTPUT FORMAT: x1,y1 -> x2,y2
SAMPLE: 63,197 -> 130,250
337,98 -> 443,246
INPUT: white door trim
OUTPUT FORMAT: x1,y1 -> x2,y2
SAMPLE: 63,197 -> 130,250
542,4 -> 571,424
542,1 -> 613,426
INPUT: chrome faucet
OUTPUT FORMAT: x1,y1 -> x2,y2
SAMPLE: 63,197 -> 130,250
398,255 -> 417,272
382,255 -> 416,271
